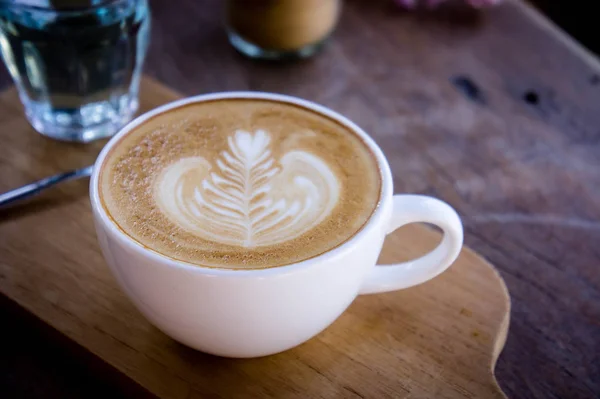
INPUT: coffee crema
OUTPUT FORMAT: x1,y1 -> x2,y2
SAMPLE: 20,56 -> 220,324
99,99 -> 381,269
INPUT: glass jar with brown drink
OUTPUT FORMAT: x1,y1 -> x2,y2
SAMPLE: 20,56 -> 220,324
226,0 -> 341,60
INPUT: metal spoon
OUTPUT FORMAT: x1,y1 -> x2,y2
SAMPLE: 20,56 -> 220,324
0,165 -> 93,208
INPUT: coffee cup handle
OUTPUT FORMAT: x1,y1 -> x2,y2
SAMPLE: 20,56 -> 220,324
359,195 -> 463,295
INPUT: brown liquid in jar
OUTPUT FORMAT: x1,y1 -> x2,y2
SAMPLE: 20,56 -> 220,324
226,0 -> 341,51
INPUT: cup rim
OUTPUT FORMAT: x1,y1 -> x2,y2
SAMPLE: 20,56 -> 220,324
90,91 -> 393,277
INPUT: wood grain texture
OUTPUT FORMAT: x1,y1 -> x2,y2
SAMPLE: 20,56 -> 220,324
0,0 -> 599,397
0,77 -> 509,399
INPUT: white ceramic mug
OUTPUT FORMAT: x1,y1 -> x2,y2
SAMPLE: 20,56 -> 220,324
90,92 -> 463,358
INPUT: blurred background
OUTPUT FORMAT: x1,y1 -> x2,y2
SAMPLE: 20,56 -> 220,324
0,0 -> 598,92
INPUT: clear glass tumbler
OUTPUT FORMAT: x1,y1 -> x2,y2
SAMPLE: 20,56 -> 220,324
0,0 -> 150,142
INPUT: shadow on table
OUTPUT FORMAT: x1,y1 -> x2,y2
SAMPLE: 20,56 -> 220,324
0,295 -> 156,399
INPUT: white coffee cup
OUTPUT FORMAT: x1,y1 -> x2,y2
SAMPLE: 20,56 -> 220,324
90,92 -> 463,358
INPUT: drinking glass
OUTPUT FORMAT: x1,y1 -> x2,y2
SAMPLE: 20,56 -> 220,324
225,0 -> 341,61
0,0 -> 150,142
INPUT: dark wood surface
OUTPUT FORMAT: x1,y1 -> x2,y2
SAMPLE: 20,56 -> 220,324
1,0 -> 598,398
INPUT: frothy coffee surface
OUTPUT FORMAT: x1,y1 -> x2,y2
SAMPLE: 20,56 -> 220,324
100,99 -> 381,269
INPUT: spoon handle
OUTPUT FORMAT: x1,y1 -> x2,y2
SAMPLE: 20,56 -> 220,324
0,165 -> 93,208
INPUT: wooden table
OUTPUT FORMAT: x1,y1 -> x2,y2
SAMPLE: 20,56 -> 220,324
0,0 -> 598,398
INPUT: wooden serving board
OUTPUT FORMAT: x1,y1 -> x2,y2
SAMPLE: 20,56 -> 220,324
0,77 -> 510,399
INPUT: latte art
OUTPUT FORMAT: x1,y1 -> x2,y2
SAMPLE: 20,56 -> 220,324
99,99 -> 380,269
156,129 -> 340,247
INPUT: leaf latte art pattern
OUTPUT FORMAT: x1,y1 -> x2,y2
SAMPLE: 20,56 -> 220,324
155,130 -> 340,248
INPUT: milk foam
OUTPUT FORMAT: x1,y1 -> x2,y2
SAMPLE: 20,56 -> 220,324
100,99 -> 381,269
155,129 -> 340,248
